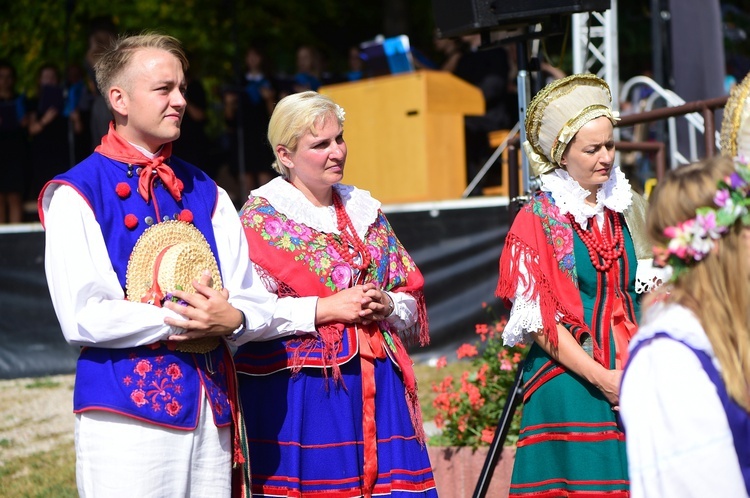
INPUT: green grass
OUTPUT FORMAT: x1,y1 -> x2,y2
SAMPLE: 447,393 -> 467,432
24,379 -> 62,390
0,443 -> 76,498
0,361 -> 471,496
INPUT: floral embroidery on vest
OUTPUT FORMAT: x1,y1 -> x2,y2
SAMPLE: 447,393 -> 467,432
122,354 -> 185,417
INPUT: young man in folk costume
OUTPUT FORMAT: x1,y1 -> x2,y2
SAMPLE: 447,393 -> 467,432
38,33 -> 285,497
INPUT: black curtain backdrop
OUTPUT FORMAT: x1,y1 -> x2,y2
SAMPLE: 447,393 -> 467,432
0,228 -> 80,379
669,0 -> 726,157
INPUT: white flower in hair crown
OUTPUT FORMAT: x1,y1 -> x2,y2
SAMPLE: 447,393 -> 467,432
654,156 -> 750,281
335,104 -> 346,122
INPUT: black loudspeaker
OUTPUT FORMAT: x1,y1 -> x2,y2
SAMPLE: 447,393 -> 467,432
432,0 -> 612,38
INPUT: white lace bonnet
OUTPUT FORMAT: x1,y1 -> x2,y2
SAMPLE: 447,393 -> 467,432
524,73 -> 619,176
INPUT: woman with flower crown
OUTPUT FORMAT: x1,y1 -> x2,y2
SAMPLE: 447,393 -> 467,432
496,74 -> 663,496
619,164 -> 750,493
233,91 -> 436,497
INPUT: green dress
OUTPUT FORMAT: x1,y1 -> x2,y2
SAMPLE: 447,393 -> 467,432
509,208 -> 638,497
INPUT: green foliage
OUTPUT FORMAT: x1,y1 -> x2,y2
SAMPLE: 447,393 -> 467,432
428,303 -> 528,449
0,0 -> 435,94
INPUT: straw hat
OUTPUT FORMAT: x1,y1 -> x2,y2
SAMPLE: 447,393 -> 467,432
126,220 -> 223,306
721,71 -> 750,159
524,73 -> 618,176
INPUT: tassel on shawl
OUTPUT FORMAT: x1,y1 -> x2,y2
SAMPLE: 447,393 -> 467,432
289,323 -> 345,388
393,290 -> 430,348
496,233 -> 590,349
497,234 -> 610,367
388,331 -> 427,444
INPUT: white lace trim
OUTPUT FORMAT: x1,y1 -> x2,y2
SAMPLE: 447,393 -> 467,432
503,244 -> 564,346
251,177 -> 381,238
635,259 -> 671,295
540,166 -> 632,229
504,298 -> 544,347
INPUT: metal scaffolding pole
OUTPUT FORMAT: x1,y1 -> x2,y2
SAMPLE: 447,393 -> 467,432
572,0 -> 620,112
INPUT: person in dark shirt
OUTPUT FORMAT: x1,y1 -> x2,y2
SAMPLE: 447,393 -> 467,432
0,60 -> 28,223
27,63 -> 70,205
172,70 -> 214,178
450,35 -> 514,195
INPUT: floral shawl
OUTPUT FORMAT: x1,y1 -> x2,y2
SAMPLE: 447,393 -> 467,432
235,179 -> 429,377
497,191 -> 592,350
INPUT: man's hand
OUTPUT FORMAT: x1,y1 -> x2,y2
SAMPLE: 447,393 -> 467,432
163,270 -> 243,341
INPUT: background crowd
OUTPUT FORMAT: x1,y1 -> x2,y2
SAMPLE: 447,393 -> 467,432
0,20 -> 376,223
0,16 -> 546,225
4,1 -> 750,224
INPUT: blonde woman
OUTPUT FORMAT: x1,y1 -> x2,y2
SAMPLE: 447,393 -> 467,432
620,155 -> 750,497
235,91 -> 436,497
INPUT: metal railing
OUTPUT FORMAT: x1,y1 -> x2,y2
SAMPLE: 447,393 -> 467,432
619,76 -> 725,168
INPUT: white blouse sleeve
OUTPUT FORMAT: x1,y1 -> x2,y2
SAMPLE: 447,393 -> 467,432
42,185 -> 185,348
211,188 -> 318,345
383,290 -> 417,330
503,243 -> 544,346
620,338 -> 746,498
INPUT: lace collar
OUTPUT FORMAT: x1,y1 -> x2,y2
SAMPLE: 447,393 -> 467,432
250,177 -> 381,239
540,165 -> 632,229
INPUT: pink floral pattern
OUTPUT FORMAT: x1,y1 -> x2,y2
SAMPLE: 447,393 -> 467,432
240,197 -> 418,293
549,224 -> 574,261
131,389 -> 147,407
134,359 -> 153,377
531,192 -> 577,278
165,399 -> 182,417
123,357 -> 184,417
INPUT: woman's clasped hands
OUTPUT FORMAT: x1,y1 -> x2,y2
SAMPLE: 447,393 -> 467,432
316,283 -> 393,326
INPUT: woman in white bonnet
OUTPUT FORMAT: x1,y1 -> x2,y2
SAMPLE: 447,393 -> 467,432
496,73 -> 660,496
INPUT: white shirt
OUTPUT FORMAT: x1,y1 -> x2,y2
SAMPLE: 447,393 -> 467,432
40,182 -> 316,348
619,303 -> 747,498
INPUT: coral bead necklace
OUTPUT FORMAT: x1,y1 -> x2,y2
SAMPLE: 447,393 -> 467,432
326,192 -> 372,271
568,210 -> 624,272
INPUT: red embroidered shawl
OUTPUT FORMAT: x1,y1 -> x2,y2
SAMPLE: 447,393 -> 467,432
496,192 -> 592,348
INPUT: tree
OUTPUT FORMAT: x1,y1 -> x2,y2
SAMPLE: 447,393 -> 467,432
0,0 -> 436,94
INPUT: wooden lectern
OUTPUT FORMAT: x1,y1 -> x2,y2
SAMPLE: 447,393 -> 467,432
320,70 -> 484,204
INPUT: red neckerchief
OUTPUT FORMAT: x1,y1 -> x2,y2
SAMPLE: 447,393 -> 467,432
95,123 -> 182,202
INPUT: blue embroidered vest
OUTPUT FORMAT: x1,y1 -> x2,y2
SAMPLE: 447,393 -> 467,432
50,153 -> 233,429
